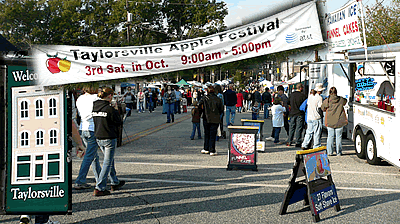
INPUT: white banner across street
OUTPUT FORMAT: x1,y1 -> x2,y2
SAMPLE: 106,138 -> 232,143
325,0 -> 363,53
32,1 -> 323,86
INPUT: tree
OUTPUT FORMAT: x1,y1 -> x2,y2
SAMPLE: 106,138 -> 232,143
362,0 -> 400,47
161,0 -> 227,41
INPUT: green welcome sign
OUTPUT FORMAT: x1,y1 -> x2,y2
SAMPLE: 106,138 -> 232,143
5,65 -> 71,214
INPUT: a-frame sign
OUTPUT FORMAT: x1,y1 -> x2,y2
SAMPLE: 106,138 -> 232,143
280,146 -> 340,222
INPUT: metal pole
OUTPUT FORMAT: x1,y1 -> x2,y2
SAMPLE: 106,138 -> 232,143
126,0 -> 129,44
358,0 -> 368,60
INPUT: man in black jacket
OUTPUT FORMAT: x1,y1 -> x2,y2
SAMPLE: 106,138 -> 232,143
286,83 -> 307,147
92,87 -> 125,196
223,84 -> 237,126
262,87 -> 272,119
199,85 -> 224,156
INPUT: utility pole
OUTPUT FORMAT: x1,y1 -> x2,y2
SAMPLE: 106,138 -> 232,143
126,0 -> 129,44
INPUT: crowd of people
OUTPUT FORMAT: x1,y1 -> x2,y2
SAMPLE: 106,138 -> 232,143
21,80 -> 347,224
68,82 -> 348,194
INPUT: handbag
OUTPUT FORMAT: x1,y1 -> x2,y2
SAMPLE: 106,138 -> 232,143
217,126 -> 222,137
318,107 -> 324,119
324,97 -> 329,127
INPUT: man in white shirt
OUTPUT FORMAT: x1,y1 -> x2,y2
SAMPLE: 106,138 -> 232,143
74,86 -> 102,190
301,83 -> 324,150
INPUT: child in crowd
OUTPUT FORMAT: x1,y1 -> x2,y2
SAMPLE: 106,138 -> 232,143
251,101 -> 260,120
182,96 -> 188,113
190,101 -> 202,140
270,97 -> 286,144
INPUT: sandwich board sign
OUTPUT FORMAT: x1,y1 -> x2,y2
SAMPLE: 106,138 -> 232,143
3,64 -> 71,214
280,146 -> 340,222
227,126 -> 258,171
241,119 -> 265,151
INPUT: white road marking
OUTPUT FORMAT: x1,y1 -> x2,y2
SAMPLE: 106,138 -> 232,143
115,161 -> 400,176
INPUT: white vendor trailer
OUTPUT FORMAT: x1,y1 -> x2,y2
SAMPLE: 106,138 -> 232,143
309,43 -> 399,168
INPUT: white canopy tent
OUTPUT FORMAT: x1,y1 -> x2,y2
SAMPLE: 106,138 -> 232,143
287,72 -> 308,84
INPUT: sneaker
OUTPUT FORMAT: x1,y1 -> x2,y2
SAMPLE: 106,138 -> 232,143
93,189 -> 111,196
286,142 -> 292,147
295,144 -> 302,148
20,215 -> 31,224
73,183 -> 91,190
210,152 -> 218,156
190,138 -> 194,140
111,180 -> 126,191
201,149 -> 209,154
337,153 -> 342,156
265,137 -> 274,141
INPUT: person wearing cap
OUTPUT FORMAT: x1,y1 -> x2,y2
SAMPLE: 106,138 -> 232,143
301,83 -> 324,150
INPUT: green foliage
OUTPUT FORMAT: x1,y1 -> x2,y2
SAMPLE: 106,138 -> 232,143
362,0 -> 400,47
0,0 -> 227,48
161,0 -> 228,40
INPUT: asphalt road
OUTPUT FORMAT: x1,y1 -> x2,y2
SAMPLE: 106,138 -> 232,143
1,105 -> 399,224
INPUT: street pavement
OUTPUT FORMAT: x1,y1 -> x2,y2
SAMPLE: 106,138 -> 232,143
1,105 -> 400,224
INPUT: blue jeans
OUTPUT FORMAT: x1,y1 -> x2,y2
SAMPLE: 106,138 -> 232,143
148,99 -> 153,112
126,103 -> 133,116
272,127 -> 281,143
96,139 -> 119,191
237,106 -> 242,113
175,101 -> 181,114
162,99 -> 168,113
264,103 -> 271,119
203,120 -> 219,153
287,114 -> 304,145
225,105 -> 236,125
166,103 -> 175,122
327,126 -> 344,155
138,101 -> 144,112
301,119 -> 322,149
75,130 -> 101,185
190,122 -> 201,139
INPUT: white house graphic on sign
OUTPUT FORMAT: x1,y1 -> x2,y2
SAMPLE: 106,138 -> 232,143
11,86 -> 64,185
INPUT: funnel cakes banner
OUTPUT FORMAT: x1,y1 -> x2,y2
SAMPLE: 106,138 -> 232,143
32,2 -> 323,86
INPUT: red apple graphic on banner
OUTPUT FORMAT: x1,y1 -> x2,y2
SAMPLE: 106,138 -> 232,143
46,56 -> 61,74
46,53 -> 71,73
